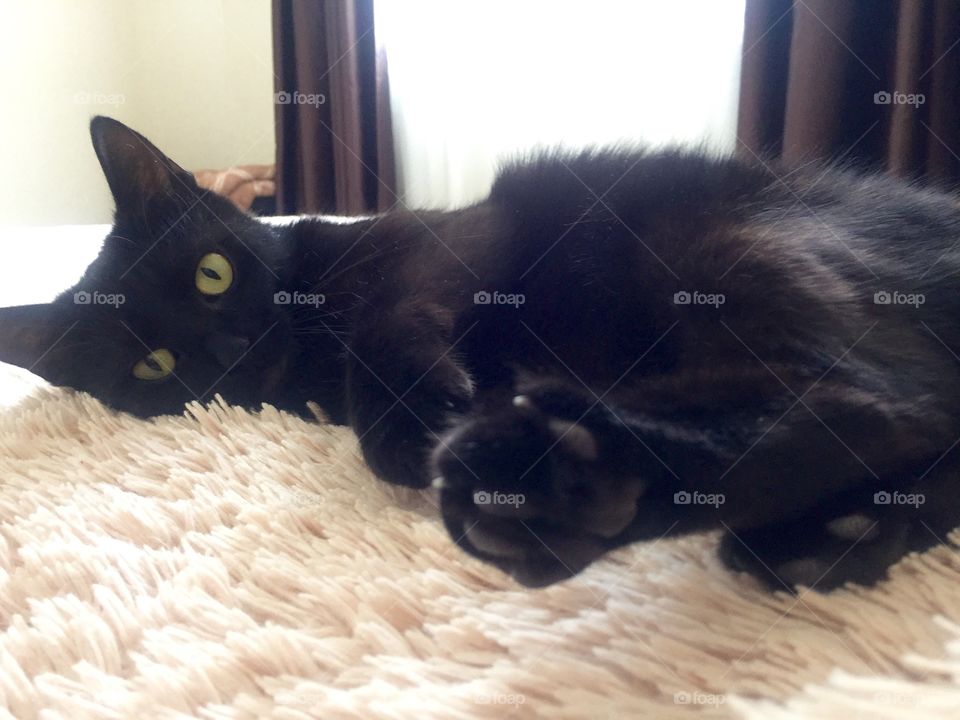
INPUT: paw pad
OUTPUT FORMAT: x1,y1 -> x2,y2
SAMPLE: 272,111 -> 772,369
777,557 -> 830,586
547,418 -> 598,461
825,514 -> 878,542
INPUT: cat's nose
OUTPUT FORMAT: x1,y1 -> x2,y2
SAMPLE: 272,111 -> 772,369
205,332 -> 251,369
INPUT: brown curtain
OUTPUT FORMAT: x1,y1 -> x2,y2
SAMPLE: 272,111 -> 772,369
272,0 -> 396,215
738,0 -> 960,183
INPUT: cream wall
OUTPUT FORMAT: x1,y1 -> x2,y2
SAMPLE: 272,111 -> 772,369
0,0 -> 276,227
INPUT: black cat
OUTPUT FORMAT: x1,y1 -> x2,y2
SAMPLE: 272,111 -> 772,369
2,116 -> 959,591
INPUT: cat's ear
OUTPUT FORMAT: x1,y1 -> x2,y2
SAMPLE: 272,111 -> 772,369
90,116 -> 199,214
0,304 -> 75,377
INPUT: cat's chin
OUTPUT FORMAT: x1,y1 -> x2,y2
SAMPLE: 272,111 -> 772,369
260,352 -> 290,396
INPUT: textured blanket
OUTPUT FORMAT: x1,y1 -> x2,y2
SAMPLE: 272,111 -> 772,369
1,364 -> 959,719
193,165 -> 276,211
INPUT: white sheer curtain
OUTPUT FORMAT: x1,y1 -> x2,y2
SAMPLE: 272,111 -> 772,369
375,0 -> 746,209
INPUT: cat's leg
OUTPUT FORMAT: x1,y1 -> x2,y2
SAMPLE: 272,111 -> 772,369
433,372 -> 955,588
346,301 -> 473,488
719,467 -> 960,590
432,377 -> 721,586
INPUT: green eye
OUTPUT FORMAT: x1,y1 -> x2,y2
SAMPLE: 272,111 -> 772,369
195,252 -> 233,295
132,348 -> 176,381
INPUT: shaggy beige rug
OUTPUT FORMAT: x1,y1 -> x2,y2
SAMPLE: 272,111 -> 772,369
1,364 -> 960,719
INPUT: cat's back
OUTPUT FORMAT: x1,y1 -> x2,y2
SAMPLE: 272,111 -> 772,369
488,146 -> 960,288
489,146 -> 774,233
481,147 -> 960,391
490,145 -> 960,235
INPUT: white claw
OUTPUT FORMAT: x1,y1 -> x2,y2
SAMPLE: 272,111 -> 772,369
512,394 -> 532,409
431,476 -> 446,489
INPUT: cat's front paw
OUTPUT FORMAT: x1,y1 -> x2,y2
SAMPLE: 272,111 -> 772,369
360,422 -> 435,488
353,362 -> 474,489
433,384 -> 646,586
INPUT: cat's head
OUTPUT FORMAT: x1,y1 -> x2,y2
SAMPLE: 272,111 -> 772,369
0,117 -> 297,417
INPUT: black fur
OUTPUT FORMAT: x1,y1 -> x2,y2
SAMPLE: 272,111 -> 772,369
2,117 -> 959,591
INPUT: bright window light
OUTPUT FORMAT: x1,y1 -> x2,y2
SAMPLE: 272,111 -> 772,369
376,0 -> 747,208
